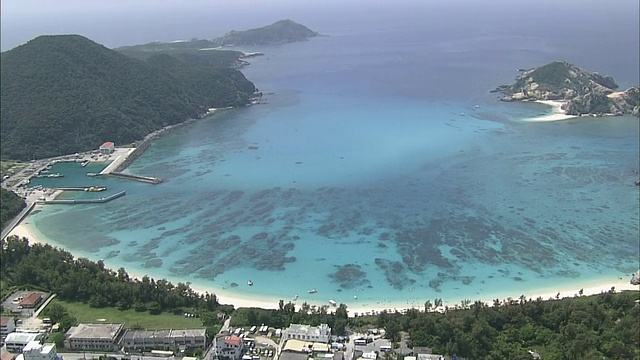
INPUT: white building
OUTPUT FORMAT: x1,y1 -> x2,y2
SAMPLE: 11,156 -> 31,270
64,323 -> 125,351
214,334 -> 245,360
1,317 -> 16,341
19,341 -> 60,360
283,324 -> 331,343
99,142 -> 115,155
4,333 -> 44,353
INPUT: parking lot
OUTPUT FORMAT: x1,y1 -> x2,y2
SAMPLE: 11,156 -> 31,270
1,290 -> 50,317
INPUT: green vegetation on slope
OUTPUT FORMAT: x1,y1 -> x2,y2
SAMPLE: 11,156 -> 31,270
515,61 -> 618,92
118,45 -> 245,68
0,188 -> 26,230
213,19 -> 319,46
0,34 -> 255,160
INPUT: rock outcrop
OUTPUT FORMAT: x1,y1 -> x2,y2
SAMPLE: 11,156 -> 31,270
493,61 -> 639,117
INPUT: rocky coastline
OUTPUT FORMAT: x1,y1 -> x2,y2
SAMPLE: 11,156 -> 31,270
493,61 -> 639,117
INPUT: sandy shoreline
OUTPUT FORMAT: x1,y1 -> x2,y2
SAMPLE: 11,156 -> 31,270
8,219 -> 638,316
524,100 -> 578,122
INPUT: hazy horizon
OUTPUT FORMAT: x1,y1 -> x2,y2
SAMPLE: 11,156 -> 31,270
2,0 -> 639,56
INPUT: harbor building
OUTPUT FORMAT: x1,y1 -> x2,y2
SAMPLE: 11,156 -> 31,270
64,323 -> 125,351
283,324 -> 331,343
1,317 -> 16,341
121,329 -> 207,352
99,142 -> 115,155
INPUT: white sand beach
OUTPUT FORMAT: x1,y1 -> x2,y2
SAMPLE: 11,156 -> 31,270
525,100 -> 578,122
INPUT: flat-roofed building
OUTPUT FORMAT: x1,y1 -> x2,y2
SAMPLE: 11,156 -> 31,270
282,339 -> 330,353
122,329 -> 206,352
214,334 -> 245,360
99,142 -> 115,154
20,341 -> 61,360
1,317 -> 16,341
4,333 -> 44,353
283,324 -> 331,343
64,323 -> 125,352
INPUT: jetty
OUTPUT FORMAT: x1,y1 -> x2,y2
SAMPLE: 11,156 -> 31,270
105,172 -> 163,184
37,191 -> 126,204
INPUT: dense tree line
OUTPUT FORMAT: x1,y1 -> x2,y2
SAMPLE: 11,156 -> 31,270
0,188 -> 26,230
0,236 -> 222,315
0,34 -> 256,160
231,301 -> 349,336
354,293 -> 640,360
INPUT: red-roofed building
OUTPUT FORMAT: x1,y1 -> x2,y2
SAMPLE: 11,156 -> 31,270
214,334 -> 245,360
18,293 -> 43,308
99,142 -> 115,154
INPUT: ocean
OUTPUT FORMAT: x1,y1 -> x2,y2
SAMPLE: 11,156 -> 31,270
14,0 -> 640,309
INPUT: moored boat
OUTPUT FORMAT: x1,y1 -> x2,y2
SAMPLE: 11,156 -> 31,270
308,288 -> 317,294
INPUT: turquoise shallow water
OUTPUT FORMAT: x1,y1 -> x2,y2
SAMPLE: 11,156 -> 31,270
22,8 -> 640,309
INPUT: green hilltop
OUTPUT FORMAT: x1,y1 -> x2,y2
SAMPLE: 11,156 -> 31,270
213,19 -> 319,46
493,61 -> 639,116
0,35 -> 256,160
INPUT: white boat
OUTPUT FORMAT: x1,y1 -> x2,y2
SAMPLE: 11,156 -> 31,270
248,280 -> 253,286
308,289 -> 317,294
329,300 -> 337,306
86,172 -> 98,177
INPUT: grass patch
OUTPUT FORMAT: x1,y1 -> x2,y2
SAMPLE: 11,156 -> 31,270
49,299 -> 205,330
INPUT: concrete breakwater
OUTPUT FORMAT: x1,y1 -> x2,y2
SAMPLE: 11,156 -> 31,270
106,172 -> 163,184
37,191 -> 126,204
1,202 -> 36,240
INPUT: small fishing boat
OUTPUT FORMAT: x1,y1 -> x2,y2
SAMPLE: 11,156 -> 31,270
329,300 -> 337,306
308,288 -> 317,294
248,280 -> 253,286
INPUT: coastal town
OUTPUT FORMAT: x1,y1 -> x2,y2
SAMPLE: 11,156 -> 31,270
0,289 -> 451,360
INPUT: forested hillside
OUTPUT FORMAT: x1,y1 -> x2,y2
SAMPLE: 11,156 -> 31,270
0,188 -> 26,230
0,35 -> 255,160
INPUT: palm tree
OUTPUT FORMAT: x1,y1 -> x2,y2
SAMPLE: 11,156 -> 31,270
424,300 -> 432,312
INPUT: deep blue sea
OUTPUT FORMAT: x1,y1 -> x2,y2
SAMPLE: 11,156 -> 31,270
16,0 -> 640,309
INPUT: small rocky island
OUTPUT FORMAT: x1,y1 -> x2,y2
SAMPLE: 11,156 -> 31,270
493,61 -> 639,117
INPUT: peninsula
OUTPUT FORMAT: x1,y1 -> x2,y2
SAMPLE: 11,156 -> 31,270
493,61 -> 639,117
117,19 -> 319,58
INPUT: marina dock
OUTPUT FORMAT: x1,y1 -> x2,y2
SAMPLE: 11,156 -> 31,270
106,172 -> 163,184
37,191 -> 126,204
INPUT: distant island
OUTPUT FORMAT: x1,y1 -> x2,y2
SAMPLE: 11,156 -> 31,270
493,61 -> 639,117
117,19 -> 319,57
213,19 -> 319,46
